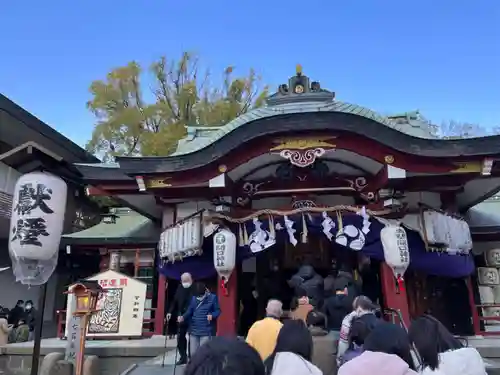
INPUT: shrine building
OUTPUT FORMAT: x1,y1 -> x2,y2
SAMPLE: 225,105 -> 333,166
0,93 -> 106,338
72,67 -> 500,337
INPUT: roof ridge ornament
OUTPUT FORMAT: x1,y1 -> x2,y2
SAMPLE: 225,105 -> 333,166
266,66 -> 335,106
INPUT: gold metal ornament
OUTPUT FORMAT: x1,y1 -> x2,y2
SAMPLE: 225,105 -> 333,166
294,84 -> 304,94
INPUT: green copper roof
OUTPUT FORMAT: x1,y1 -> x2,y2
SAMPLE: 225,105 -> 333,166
62,208 -> 160,246
467,199 -> 500,228
172,101 -> 437,156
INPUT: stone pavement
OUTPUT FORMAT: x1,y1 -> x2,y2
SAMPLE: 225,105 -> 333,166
1,336 -> 178,375
2,336 -> 176,357
122,349 -> 186,375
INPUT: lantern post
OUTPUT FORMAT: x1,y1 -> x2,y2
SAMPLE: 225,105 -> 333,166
7,171 -> 68,375
67,281 -> 103,375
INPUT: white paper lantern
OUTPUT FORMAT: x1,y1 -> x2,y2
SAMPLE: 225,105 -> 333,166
478,285 -> 495,304
478,267 -> 500,286
109,252 -> 121,271
493,286 -> 500,304
483,307 -> 500,326
213,228 -> 237,279
486,249 -> 500,267
158,231 -> 166,258
160,215 -> 203,262
8,172 -> 67,261
381,225 -> 410,287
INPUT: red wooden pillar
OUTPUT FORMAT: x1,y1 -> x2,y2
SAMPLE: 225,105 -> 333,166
380,262 -> 410,327
156,205 -> 174,335
466,277 -> 481,335
155,274 -> 167,335
217,272 -> 238,336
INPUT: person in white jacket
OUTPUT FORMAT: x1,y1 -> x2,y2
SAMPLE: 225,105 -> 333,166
264,319 -> 323,375
408,315 -> 487,375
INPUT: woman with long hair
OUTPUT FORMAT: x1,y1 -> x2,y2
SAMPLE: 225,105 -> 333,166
338,322 -> 418,375
264,319 -> 322,375
408,315 -> 486,375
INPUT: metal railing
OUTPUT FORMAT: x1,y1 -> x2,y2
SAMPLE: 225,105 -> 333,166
384,308 -> 423,370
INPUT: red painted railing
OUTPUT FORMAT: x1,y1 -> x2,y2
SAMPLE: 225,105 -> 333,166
56,308 -> 157,339
466,278 -> 500,336
471,303 -> 500,336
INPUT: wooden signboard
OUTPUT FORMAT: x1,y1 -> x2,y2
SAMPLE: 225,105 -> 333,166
65,270 -> 147,338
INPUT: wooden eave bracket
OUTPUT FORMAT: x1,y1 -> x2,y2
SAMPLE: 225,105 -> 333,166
0,141 -> 63,162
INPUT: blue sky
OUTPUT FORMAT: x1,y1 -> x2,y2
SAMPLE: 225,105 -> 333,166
1,0 -> 498,147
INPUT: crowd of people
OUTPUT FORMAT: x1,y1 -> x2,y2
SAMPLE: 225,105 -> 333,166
0,299 -> 37,345
170,271 -> 488,375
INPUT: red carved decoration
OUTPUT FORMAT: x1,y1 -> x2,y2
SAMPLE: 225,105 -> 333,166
234,173 -> 384,207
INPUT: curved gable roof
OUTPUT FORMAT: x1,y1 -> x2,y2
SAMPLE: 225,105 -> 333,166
115,103 -> 500,175
171,101 -> 434,156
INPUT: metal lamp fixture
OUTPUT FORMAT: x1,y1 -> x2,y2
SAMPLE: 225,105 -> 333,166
70,281 -> 102,316
68,281 -> 104,375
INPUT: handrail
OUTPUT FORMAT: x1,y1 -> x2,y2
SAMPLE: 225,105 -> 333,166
384,308 -> 423,370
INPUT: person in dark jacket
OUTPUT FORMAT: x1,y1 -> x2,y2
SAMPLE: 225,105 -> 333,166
24,300 -> 36,341
333,266 -> 361,301
8,300 -> 24,326
179,282 -> 221,358
339,312 -> 380,366
288,265 -> 324,308
323,286 -> 352,354
167,272 -> 194,364
337,295 -> 380,365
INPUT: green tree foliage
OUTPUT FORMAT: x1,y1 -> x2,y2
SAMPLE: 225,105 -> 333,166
86,52 -> 269,160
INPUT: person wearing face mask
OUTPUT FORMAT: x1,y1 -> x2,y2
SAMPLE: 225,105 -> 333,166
8,300 -> 24,327
337,295 -> 379,366
178,282 -> 221,358
166,272 -> 194,365
23,300 -> 36,341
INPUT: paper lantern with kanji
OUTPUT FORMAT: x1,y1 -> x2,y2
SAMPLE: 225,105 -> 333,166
381,224 -> 410,291
213,228 -> 237,279
8,172 -> 67,260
